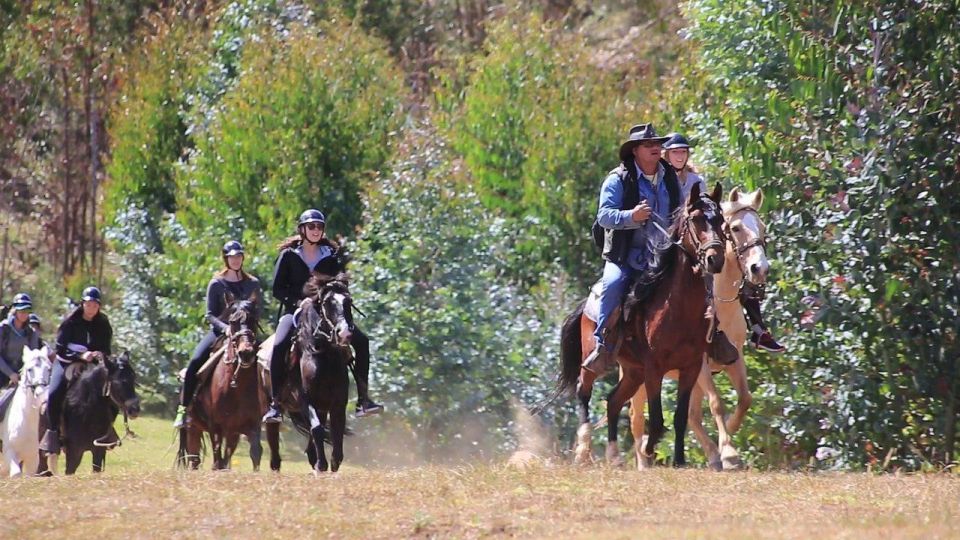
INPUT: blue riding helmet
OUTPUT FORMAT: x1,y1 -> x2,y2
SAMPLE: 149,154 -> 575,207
28,313 -> 41,326
11,292 -> 32,311
663,133 -> 692,150
298,209 -> 326,227
81,286 -> 103,303
222,240 -> 244,257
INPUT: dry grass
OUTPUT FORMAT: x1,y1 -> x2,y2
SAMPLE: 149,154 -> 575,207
2,416 -> 958,539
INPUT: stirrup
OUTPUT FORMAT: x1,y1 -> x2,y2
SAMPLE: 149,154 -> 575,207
262,404 -> 283,424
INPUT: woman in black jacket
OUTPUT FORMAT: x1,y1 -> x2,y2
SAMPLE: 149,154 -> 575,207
262,209 -> 382,423
40,286 -> 113,455
173,240 -> 263,428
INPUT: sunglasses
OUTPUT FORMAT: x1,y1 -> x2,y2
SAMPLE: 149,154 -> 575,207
304,222 -> 324,231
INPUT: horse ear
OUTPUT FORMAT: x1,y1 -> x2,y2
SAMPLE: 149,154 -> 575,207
249,289 -> 260,307
711,182 -> 723,203
224,290 -> 235,306
688,182 -> 702,206
728,186 -> 741,202
750,188 -> 764,210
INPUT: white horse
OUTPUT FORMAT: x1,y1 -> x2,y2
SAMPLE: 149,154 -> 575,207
628,187 -> 769,470
0,346 -> 53,477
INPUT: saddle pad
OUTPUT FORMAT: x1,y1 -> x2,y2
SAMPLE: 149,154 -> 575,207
583,280 -> 604,323
257,334 -> 274,371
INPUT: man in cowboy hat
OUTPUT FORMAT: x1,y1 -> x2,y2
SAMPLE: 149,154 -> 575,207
584,124 -> 737,371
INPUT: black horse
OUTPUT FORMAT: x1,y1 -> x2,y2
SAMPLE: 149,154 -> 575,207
272,273 -> 353,473
39,351 -> 141,475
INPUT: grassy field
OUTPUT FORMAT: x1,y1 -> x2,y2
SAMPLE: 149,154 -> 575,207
2,415 -> 958,539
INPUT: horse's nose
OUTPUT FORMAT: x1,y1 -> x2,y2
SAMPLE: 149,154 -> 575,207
339,328 -> 353,345
126,398 -> 141,419
707,252 -> 724,273
750,261 -> 769,282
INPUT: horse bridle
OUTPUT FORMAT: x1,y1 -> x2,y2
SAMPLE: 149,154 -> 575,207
310,285 -> 351,346
714,206 -> 770,303
95,357 -> 138,447
653,199 -> 726,271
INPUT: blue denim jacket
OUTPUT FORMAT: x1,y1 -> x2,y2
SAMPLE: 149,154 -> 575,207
597,163 -> 673,270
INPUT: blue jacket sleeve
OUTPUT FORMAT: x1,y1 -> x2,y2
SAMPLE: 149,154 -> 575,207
597,172 -> 645,230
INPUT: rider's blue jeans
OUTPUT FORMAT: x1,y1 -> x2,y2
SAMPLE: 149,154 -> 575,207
596,261 -> 635,348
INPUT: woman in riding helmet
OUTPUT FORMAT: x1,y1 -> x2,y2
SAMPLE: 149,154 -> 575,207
262,208 -> 382,423
663,133 -> 785,353
40,286 -> 113,455
0,293 -> 40,388
174,240 -> 263,428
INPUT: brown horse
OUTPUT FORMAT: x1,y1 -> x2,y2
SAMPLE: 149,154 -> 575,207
557,183 -> 728,466
629,187 -> 770,470
177,295 -> 272,470
269,273 -> 354,473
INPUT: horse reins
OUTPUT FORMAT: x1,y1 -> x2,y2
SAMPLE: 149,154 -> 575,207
649,201 -> 725,272
94,359 -> 138,448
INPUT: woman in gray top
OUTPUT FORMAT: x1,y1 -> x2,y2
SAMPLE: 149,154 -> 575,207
174,241 -> 262,428
0,293 -> 40,388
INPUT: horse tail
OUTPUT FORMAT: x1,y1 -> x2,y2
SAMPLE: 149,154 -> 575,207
532,300 -> 586,415
175,427 -> 188,469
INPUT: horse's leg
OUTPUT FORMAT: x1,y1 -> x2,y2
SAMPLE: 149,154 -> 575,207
211,433 -> 224,470
629,383 -> 653,470
691,360 -> 723,471
46,451 -> 58,475
266,422 -> 281,472
673,368 -> 699,468
643,373 -> 665,459
92,447 -> 106,473
330,408 -> 346,473
605,368 -> 642,466
307,405 -> 328,473
22,446 -> 39,478
305,439 -> 317,468
573,367 -> 597,465
64,447 -> 83,475
724,357 -> 753,435
187,426 -> 202,470
4,448 -> 21,477
223,432 -> 240,470
248,429 -> 263,472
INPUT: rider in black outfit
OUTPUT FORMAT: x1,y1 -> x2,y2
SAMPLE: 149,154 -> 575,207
40,286 -> 113,455
174,240 -> 262,428
262,209 -> 383,423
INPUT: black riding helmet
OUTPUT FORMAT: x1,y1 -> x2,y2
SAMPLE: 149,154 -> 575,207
81,286 -> 102,304
222,240 -> 244,257
298,209 -> 325,227
663,133 -> 692,150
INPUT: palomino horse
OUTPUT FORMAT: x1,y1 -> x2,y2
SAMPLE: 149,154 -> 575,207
271,272 -> 354,473
0,346 -> 52,477
41,351 -> 141,475
557,183 -> 728,466
629,187 -> 769,470
177,295 -> 273,470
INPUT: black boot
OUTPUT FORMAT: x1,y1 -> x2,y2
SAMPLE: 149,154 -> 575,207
710,330 -> 740,365
355,398 -> 384,418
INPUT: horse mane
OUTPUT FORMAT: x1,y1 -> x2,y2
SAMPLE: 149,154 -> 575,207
623,194 -> 722,316
227,299 -> 257,325
302,272 -> 350,299
65,362 -> 111,413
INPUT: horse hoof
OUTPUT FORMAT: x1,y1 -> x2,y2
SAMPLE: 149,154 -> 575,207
573,444 -> 593,465
707,459 -> 723,472
605,445 -> 624,467
722,456 -> 743,471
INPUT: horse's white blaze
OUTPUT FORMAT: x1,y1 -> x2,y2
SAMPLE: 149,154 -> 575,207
331,293 -> 352,343
0,347 -> 51,477
738,211 -> 769,283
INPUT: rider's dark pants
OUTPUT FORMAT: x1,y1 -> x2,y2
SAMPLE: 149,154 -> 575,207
269,314 -> 373,404
741,296 -> 767,331
47,360 -> 68,432
180,331 -> 218,408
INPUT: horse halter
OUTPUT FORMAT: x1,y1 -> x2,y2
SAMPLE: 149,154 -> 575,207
718,206 -> 770,302
311,284 -> 352,347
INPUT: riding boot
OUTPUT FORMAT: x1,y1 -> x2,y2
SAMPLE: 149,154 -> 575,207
582,325 -> 615,374
742,294 -> 786,353
40,429 -> 61,454
262,339 -> 289,424
351,328 -> 383,418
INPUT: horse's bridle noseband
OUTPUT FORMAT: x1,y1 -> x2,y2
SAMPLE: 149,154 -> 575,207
656,200 -> 726,271
716,207 -> 770,303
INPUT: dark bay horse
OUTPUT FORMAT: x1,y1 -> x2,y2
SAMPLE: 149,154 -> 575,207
177,295 -> 272,470
271,273 -> 354,473
41,351 -> 141,475
557,183 -> 728,466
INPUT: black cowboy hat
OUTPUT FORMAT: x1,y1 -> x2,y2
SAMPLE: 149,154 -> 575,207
619,123 -> 671,161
